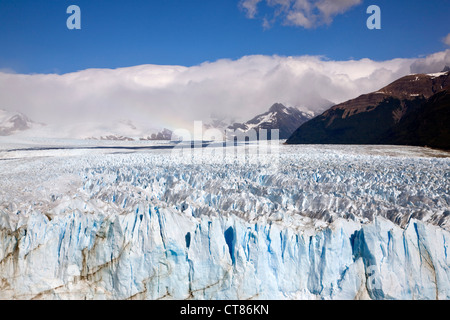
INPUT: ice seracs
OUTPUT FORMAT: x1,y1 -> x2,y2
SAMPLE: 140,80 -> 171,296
0,142 -> 449,300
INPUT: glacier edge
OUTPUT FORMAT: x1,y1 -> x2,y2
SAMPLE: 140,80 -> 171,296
1,206 -> 449,300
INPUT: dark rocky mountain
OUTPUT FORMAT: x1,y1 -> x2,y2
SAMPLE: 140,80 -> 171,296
286,70 -> 450,149
228,103 -> 315,139
378,88 -> 450,150
90,129 -> 173,141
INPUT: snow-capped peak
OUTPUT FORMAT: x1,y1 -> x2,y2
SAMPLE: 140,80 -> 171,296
268,103 -> 288,113
227,103 -> 315,139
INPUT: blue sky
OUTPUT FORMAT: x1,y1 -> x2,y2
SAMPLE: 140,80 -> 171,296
0,0 -> 449,74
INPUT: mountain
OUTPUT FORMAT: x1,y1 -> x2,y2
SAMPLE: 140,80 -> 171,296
204,114 -> 236,132
0,109 -> 43,136
90,126 -> 174,142
228,103 -> 315,139
88,135 -> 135,141
379,88 -> 450,150
84,120 -> 168,141
0,113 -> 167,141
286,71 -> 450,148
139,128 -> 173,141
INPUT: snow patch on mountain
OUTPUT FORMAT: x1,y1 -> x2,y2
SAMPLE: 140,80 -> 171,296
228,103 -> 316,139
427,71 -> 449,79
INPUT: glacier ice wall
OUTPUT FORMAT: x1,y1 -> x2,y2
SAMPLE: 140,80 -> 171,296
1,206 -> 449,300
0,144 -> 449,299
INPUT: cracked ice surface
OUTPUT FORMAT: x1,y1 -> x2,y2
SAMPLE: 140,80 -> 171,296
0,142 -> 449,299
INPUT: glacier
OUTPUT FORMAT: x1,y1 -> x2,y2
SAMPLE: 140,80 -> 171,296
0,141 -> 449,300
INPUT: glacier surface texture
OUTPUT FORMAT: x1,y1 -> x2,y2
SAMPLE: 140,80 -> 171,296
0,143 -> 449,300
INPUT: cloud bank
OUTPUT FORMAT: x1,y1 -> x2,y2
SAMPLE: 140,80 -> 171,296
239,0 -> 362,28
0,50 -> 449,137
410,50 -> 450,74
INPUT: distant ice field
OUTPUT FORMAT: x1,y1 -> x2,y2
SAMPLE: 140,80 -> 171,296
1,140 -> 449,232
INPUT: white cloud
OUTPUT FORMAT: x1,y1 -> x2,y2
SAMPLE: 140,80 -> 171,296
410,49 -> 450,74
239,0 -> 263,19
240,0 -> 362,28
443,33 -> 450,46
1,51 -> 449,138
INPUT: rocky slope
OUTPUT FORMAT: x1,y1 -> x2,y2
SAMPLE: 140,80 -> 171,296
286,71 -> 450,148
378,89 -> 450,150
